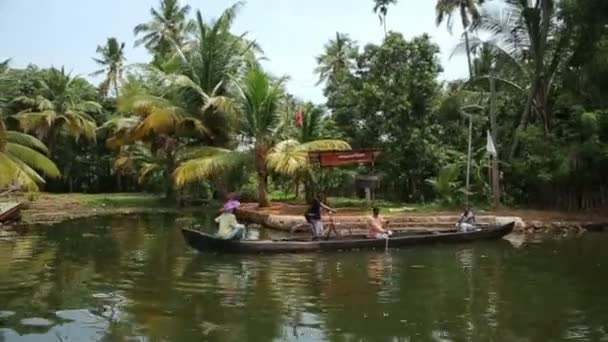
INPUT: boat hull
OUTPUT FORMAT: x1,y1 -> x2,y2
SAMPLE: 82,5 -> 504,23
182,222 -> 515,254
0,202 -> 23,224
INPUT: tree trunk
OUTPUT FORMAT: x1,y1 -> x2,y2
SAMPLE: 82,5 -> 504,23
489,75 -> 501,208
509,79 -> 539,159
163,136 -> 177,200
116,174 -> 122,192
383,17 -> 387,38
255,144 -> 270,207
464,31 -> 474,80
114,81 -> 119,99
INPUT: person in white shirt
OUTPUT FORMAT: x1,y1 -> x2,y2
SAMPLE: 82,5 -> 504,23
215,202 -> 245,240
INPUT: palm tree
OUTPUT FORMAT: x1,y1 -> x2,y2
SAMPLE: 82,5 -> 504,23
472,1 -> 559,156
168,3 -> 258,147
436,0 -> 484,80
234,64 -> 284,207
14,67 -> 102,153
267,103 -> 350,200
91,37 -> 126,98
373,0 -> 398,37
0,119 -> 60,191
134,0 -> 194,61
314,32 -> 358,85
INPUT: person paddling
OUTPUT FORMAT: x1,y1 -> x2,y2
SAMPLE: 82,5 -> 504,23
456,206 -> 477,232
305,193 -> 337,239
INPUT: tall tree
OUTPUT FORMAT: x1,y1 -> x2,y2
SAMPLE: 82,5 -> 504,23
314,32 -> 358,85
373,0 -> 398,37
168,3 -> 257,147
474,0 -> 564,156
13,67 -> 102,153
436,0 -> 484,79
235,64 -> 284,207
91,37 -> 126,98
134,0 -> 194,62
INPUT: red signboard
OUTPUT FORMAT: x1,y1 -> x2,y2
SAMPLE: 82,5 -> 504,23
309,150 -> 381,167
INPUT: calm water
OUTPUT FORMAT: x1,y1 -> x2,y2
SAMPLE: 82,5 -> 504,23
1,214 -> 608,342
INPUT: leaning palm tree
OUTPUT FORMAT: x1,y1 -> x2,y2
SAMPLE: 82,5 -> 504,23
0,119 -> 60,191
235,64 -> 285,207
436,0 -> 484,79
91,37 -> 127,98
373,0 -> 398,37
13,67 -> 102,153
314,32 -> 358,85
134,0 -> 194,61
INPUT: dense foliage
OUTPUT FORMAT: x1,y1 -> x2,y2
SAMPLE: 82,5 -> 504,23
1,0 -> 607,210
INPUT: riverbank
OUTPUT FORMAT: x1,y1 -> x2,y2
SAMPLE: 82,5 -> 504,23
236,201 -> 608,234
2,193 -> 206,226
3,193 -> 607,233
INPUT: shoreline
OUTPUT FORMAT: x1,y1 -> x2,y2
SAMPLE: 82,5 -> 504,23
2,193 -> 607,234
236,202 -> 608,234
2,193 -> 203,227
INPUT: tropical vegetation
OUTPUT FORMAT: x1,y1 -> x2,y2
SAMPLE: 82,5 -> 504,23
1,0 -> 607,211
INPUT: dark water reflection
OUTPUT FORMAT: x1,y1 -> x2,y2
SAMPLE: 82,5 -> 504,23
1,214 -> 608,341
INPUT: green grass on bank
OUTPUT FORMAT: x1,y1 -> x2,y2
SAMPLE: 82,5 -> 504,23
324,197 -> 453,213
50,193 -> 168,208
28,192 -> 462,213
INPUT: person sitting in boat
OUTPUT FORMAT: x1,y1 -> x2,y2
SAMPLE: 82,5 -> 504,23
456,206 -> 477,232
367,207 -> 392,239
215,201 -> 246,240
305,193 -> 337,239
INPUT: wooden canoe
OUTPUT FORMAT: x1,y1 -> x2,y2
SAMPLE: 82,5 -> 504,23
182,222 -> 515,254
0,202 -> 23,224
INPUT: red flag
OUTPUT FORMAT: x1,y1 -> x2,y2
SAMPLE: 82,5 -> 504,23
296,109 -> 304,127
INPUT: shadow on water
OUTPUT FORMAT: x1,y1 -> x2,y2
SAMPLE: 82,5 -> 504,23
1,213 -> 608,341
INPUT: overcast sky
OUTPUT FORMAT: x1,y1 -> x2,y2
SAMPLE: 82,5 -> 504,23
0,0 -> 468,103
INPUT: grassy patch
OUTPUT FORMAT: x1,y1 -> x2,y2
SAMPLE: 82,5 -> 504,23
326,197 -> 454,213
51,193 -> 169,208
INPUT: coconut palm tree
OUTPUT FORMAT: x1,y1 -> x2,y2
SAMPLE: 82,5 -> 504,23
467,1 -> 560,156
13,67 -> 102,153
436,0 -> 485,80
91,37 -> 127,98
314,32 -> 358,85
267,104 -> 350,200
0,119 -> 60,191
373,0 -> 398,37
166,3 -> 258,147
234,64 -> 284,207
134,0 -> 194,61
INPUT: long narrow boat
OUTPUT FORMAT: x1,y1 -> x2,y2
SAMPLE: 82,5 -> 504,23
182,222 -> 515,254
0,202 -> 23,224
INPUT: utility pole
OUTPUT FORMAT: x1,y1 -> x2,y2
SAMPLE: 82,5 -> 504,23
489,73 -> 501,208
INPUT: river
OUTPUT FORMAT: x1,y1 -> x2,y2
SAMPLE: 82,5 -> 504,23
1,213 -> 607,341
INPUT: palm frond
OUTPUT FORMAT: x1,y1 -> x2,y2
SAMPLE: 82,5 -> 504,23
6,131 -> 49,154
266,139 -> 350,176
174,150 -> 247,187
6,143 -> 61,178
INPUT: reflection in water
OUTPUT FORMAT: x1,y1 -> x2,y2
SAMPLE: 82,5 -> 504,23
1,214 -> 608,341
